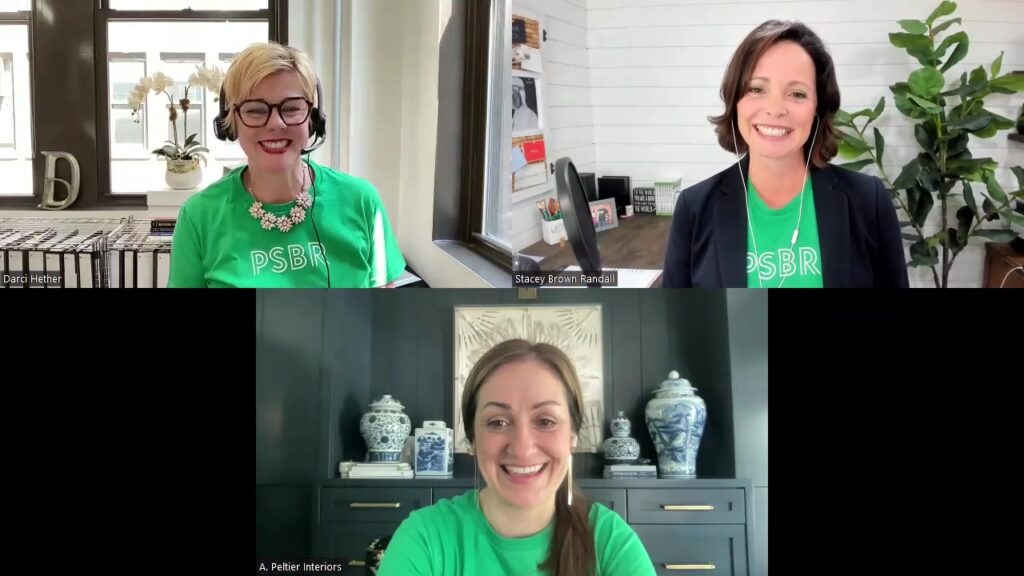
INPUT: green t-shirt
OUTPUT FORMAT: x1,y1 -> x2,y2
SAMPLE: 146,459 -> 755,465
168,160 -> 405,288
377,490 -> 656,576
746,176 -> 823,288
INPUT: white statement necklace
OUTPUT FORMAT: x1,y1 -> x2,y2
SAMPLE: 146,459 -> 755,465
246,166 -> 313,233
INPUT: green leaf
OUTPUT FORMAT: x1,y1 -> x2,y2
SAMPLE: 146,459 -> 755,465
939,82 -> 984,99
919,163 -> 943,193
946,133 -> 970,158
930,17 -> 961,36
926,1 -> 957,27
1011,167 -> 1024,191
973,229 -> 1018,242
946,114 -> 992,131
890,82 -> 912,95
909,239 -> 939,267
909,67 -> 946,97
834,109 -> 852,125
889,32 -> 931,49
839,159 -> 875,172
899,19 -> 928,35
872,97 -> 886,120
837,135 -> 871,159
972,123 -> 1000,139
990,74 -> 1024,92
873,127 -> 885,165
955,206 -> 973,246
915,121 -> 938,150
895,93 -> 929,120
968,65 -> 987,87
941,36 -> 969,73
908,186 -> 935,227
949,157 -> 999,182
894,159 -> 923,190
907,45 -> 937,68
986,174 -> 1008,204
907,94 -> 942,114
991,51 -> 1003,79
962,181 -> 978,219
934,31 -> 965,59
983,198 -> 999,221
943,227 -> 959,250
986,110 -> 1015,131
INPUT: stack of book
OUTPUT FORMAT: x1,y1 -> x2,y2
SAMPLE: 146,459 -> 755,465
339,461 -> 414,479
149,218 -> 176,237
603,464 -> 657,479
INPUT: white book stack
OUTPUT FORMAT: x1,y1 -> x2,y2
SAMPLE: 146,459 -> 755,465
339,461 -> 414,479
603,464 -> 657,479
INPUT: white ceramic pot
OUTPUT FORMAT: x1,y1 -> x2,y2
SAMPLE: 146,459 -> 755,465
165,158 -> 203,190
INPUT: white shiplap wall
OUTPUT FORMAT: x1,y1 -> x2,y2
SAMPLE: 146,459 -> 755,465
585,0 -> 1024,287
506,0 -> 595,251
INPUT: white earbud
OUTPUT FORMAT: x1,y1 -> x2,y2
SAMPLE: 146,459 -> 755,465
733,114 -> 819,288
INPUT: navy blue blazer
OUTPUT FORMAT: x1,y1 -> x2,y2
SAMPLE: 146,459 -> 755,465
663,156 -> 909,288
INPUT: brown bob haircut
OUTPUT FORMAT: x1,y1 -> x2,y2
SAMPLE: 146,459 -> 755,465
709,20 -> 841,168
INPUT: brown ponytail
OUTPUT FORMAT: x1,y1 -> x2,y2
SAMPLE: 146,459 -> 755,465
462,339 -> 597,576
540,482 -> 596,576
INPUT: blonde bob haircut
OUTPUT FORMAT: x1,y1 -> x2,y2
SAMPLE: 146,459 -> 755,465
220,42 -> 318,138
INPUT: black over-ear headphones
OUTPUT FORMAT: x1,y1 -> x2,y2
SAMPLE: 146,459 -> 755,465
213,77 -> 327,154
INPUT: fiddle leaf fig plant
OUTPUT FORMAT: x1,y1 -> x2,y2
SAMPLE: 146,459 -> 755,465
834,1 -> 1024,287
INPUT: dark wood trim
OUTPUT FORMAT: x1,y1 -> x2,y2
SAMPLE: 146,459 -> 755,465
458,0 -> 489,243
457,0 -> 513,272
276,0 -> 289,45
29,0 -> 99,208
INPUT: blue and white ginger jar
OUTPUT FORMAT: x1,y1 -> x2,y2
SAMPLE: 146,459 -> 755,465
601,410 -> 640,463
360,395 -> 412,462
644,370 -> 706,479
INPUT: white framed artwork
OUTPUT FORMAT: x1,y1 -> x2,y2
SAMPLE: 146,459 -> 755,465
453,304 -> 604,454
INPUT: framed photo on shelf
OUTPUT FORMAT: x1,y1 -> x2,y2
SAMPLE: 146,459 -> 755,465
589,198 -> 619,232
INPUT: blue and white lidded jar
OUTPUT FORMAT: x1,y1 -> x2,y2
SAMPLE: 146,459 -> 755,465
360,395 -> 412,463
644,370 -> 706,479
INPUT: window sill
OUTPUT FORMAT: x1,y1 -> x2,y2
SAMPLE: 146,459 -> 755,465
434,240 -> 512,288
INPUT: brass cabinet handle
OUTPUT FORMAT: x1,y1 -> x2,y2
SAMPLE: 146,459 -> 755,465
664,563 -> 716,570
348,560 -> 366,567
660,504 -> 715,511
349,502 -> 401,509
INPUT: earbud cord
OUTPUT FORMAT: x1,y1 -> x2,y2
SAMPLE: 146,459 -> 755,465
732,115 -> 818,288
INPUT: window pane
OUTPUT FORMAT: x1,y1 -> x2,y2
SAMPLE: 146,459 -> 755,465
168,108 -> 203,146
0,23 -> 31,196
107,20 -> 267,193
109,0 -> 266,9
109,58 -> 149,158
113,108 -> 146,146
0,0 -> 30,12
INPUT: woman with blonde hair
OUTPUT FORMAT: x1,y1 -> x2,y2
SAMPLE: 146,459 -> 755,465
169,42 -> 405,288
378,339 -> 655,576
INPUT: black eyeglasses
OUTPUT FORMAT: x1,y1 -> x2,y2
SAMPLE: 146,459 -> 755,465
234,97 -> 313,128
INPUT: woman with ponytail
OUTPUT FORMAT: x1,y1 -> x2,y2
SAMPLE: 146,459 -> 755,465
378,339 -> 654,576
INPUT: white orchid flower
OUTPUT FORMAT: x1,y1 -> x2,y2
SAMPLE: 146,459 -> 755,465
150,72 -> 174,93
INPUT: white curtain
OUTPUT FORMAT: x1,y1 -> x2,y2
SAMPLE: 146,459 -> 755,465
288,0 -> 348,171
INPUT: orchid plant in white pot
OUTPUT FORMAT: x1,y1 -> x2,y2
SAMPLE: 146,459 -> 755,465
128,64 -> 225,190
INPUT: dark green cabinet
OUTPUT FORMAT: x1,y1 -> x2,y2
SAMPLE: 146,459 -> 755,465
314,479 -> 754,575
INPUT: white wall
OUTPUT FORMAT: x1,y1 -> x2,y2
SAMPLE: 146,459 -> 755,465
341,0 -> 1022,286
584,0 -> 1024,287
346,0 -> 490,288
505,0 -> 596,251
